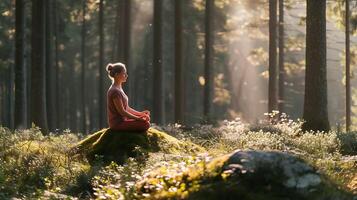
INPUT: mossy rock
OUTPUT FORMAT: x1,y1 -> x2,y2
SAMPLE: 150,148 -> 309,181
71,127 -> 204,164
136,150 -> 354,200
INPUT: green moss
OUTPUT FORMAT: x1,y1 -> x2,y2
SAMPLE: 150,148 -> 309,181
71,128 -> 204,164
135,151 -> 354,200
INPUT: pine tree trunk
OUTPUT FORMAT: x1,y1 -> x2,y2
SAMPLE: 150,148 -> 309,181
111,1 -> 120,60
345,0 -> 351,131
46,0 -> 56,132
0,82 -> 3,125
8,56 -> 14,129
153,0 -> 163,124
98,0 -> 105,128
278,0 -> 285,113
174,0 -> 183,123
31,0 -> 48,133
54,0 -> 60,130
204,0 -> 214,123
14,0 -> 27,129
302,0 -> 330,132
116,0 -> 124,61
81,0 -> 87,133
268,0 -> 278,113
123,0 -> 131,96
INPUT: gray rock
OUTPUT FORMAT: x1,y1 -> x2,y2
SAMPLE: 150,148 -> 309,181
223,150 -> 321,190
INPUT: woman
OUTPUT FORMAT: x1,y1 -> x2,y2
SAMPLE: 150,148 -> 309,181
106,62 -> 150,131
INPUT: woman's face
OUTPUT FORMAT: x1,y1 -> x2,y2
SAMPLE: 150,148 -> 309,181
117,68 -> 128,82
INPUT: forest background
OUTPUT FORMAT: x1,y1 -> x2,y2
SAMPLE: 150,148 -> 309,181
0,0 -> 357,133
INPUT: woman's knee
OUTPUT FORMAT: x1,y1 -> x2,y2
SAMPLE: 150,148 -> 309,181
142,121 -> 150,130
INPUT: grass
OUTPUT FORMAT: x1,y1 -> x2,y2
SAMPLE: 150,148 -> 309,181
0,113 -> 356,199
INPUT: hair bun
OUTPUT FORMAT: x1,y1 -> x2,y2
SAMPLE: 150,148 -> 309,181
106,63 -> 113,72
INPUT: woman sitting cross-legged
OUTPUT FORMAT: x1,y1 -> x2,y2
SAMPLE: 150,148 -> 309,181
106,62 -> 150,131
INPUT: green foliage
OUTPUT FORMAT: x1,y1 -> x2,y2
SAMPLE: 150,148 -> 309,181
337,131 -> 357,155
0,126 -> 88,198
91,159 -> 144,200
327,0 -> 357,35
1,114 -> 356,199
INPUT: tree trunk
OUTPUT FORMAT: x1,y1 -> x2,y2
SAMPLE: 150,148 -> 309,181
0,82 -> 3,125
116,0 -> 124,61
345,0 -> 351,132
46,0 -> 56,132
278,0 -> 285,113
111,0 -> 120,60
31,0 -> 48,133
98,0 -> 105,128
123,0 -> 131,96
174,0 -> 183,123
54,0 -> 60,130
268,0 -> 278,113
153,0 -> 163,124
81,0 -> 87,133
14,0 -> 27,129
204,0 -> 214,123
302,0 -> 330,132
8,56 -> 14,129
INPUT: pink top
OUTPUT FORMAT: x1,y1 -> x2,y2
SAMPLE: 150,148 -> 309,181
107,85 -> 128,128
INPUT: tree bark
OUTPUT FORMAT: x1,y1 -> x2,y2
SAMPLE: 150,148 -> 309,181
174,0 -> 183,123
278,0 -> 285,113
98,0 -> 105,128
81,0 -> 87,132
153,0 -> 163,124
14,0 -> 27,129
204,0 -> 214,123
123,0 -> 131,96
268,0 -> 278,113
345,0 -> 351,132
54,0 -> 60,130
302,0 -> 330,132
45,0 -> 56,132
116,0 -> 124,61
31,0 -> 48,133
8,54 -> 14,129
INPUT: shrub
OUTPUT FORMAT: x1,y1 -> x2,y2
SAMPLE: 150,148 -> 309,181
337,131 -> 357,155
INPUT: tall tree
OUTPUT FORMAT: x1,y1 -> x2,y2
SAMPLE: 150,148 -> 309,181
302,0 -> 330,132
98,0 -> 105,128
153,0 -> 163,124
31,0 -> 48,133
204,0 -> 214,123
268,0 -> 278,113
123,0 -> 131,96
53,0 -> 60,130
8,54 -> 14,129
278,0 -> 285,113
175,0 -> 183,123
45,0 -> 56,131
345,0 -> 351,132
14,0 -> 27,129
116,0 -> 124,61
81,0 -> 87,132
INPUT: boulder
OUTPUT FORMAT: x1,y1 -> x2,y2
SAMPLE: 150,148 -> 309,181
71,127 -> 204,164
137,150 -> 353,200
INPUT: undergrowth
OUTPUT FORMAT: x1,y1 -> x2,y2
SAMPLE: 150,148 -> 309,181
0,112 -> 356,199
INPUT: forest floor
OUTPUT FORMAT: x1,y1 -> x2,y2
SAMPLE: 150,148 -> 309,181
0,114 -> 356,199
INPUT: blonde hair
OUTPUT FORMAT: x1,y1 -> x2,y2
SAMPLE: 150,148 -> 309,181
106,62 -> 126,79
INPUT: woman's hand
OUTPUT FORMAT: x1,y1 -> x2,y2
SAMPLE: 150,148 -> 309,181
142,110 -> 150,115
136,115 -> 148,122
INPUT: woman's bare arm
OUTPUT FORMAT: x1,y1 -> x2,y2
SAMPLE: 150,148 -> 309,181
113,97 -> 144,121
127,106 -> 142,115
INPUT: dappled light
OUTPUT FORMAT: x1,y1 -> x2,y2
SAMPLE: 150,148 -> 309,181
0,0 -> 357,199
